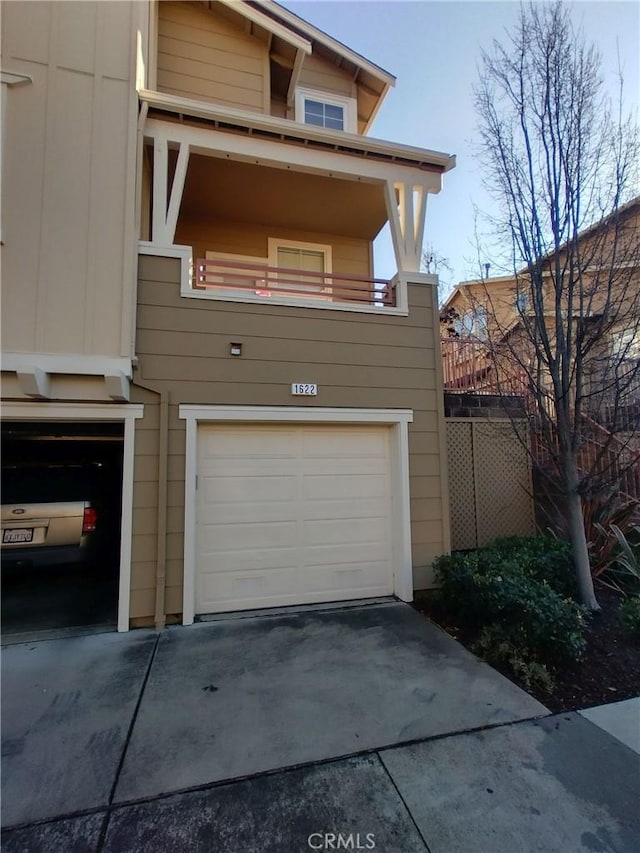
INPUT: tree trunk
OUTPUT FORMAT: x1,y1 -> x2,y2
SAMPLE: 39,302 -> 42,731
566,489 -> 600,611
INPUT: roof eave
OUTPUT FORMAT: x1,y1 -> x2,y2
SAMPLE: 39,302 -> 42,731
251,0 -> 396,88
139,89 -> 455,173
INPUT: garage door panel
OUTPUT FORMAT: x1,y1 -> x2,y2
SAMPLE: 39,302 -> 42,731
200,474 -> 297,505
301,497 -> 389,521
303,541 -> 391,565
297,561 -> 391,594
199,520 -> 298,552
302,473 -> 389,500
198,546 -> 298,574
200,428 -> 296,458
198,456 -> 298,477
199,567 -> 298,610
195,423 -> 395,614
303,517 -> 389,546
204,500 -> 299,525
300,428 -> 388,458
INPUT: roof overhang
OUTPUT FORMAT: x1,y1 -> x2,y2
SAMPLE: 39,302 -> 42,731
215,0 -> 312,55
251,0 -> 396,89
139,89 -> 456,174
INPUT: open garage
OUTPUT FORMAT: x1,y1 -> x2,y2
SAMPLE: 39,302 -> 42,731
1,422 -> 124,634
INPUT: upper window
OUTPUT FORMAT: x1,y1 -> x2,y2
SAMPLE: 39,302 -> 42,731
515,291 -> 528,312
455,307 -> 488,339
304,99 -> 344,131
294,88 -> 357,134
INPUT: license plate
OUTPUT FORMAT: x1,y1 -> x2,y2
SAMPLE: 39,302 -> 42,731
3,528 -> 34,544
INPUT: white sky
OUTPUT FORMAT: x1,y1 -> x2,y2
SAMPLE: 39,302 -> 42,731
281,0 -> 640,296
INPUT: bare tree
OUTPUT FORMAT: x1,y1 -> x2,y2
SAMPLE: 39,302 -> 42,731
473,2 -> 640,609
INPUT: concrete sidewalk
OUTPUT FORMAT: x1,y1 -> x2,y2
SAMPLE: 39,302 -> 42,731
2,602 -> 639,852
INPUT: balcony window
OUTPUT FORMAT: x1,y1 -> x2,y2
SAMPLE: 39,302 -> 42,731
269,239 -> 331,293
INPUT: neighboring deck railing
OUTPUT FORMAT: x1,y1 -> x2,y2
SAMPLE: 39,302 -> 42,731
440,337 -> 528,394
440,337 -> 491,391
194,258 -> 396,307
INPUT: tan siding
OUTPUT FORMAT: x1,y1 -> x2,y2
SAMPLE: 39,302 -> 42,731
157,2 -> 267,111
298,53 -> 356,97
174,220 -> 372,279
168,481 -> 186,508
165,585 -> 184,615
271,98 -> 287,118
135,330 -> 436,370
137,296 -> 432,342
129,255 -> 450,618
130,587 -> 156,621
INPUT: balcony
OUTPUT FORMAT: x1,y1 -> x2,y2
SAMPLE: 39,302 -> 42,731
193,258 -> 397,309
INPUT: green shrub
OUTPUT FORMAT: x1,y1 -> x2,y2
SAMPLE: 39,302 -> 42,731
472,627 -> 556,694
433,535 -> 586,669
621,596 -> 640,640
481,535 -> 576,597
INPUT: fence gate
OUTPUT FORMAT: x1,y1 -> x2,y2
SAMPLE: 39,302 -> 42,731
446,419 -> 535,550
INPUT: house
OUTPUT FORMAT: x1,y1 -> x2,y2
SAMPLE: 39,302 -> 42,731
441,197 -> 640,410
1,0 -> 455,631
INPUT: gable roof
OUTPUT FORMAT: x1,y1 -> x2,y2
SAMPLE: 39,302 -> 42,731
250,0 -> 396,89
218,0 -> 395,132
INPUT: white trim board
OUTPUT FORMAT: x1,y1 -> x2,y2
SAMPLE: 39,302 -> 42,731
179,406 -> 414,625
1,402 -> 144,632
2,353 -> 133,378
141,110 -> 452,180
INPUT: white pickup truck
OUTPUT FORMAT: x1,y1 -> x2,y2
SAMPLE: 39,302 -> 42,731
1,466 -> 98,568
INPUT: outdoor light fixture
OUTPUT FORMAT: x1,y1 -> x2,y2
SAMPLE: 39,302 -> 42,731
230,342 -> 242,356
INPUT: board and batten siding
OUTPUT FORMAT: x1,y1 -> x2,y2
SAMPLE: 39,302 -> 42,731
174,220 -> 372,279
157,2 -> 269,113
1,0 -> 138,358
129,254 -> 449,621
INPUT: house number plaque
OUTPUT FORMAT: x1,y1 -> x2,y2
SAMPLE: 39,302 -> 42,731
291,383 -> 318,396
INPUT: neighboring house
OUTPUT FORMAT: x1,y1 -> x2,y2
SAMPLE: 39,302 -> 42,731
1,1 -> 455,630
441,197 -> 640,413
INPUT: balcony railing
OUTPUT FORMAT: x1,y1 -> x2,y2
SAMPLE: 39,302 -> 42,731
194,258 -> 396,307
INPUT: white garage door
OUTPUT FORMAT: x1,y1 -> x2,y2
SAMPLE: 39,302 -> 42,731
195,423 -> 395,614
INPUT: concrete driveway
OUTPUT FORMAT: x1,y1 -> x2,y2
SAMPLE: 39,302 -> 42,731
2,601 -> 639,852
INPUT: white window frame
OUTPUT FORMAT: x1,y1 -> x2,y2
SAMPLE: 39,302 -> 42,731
179,405 -> 414,625
268,238 -> 333,274
294,87 -> 358,134
268,237 -> 333,296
